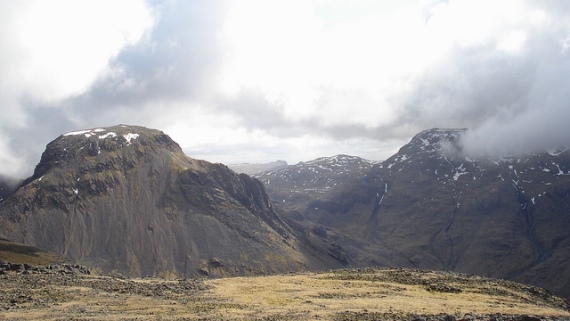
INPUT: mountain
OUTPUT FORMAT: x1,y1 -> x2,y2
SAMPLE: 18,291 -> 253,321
0,125 -> 340,277
254,154 -> 375,213
228,160 -> 288,175
260,129 -> 570,299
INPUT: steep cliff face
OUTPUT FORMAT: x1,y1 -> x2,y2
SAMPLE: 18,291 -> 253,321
0,125 -> 337,277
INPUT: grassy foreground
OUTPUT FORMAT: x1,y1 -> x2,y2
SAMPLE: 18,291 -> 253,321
1,267 -> 569,320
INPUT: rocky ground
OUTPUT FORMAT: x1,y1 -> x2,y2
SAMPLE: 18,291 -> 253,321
1,263 -> 569,320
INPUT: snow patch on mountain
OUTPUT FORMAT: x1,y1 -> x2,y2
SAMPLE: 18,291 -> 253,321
63,128 -> 140,146
547,147 -> 568,157
64,128 -> 106,137
303,154 -> 374,168
98,132 -> 117,139
123,133 -> 140,145
255,154 -> 375,199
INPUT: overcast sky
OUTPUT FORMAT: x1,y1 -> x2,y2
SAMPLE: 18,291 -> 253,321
1,0 -> 570,178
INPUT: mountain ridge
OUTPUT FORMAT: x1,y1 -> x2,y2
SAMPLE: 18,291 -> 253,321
258,128 -> 570,299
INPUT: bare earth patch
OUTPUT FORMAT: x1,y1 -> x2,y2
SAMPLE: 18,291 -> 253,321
1,267 -> 569,320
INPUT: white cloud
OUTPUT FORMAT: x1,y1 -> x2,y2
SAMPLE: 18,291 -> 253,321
0,0 -> 154,177
218,0 -> 563,136
2,0 -> 154,104
0,136 -> 26,178
220,0 -> 428,129
2,0 -> 570,178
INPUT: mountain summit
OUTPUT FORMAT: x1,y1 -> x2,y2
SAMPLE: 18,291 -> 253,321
0,125 -> 338,277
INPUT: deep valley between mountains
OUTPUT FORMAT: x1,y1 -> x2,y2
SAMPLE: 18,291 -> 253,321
1,125 -> 569,319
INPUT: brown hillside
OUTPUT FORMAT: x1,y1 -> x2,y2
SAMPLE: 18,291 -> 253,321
0,238 -> 62,265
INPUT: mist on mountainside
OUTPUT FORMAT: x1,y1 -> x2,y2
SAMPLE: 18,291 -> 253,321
460,105 -> 570,158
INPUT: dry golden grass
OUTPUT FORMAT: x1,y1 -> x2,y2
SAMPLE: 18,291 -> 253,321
1,268 -> 569,320
206,270 -> 570,320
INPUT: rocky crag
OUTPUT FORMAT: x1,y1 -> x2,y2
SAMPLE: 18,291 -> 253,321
0,125 -> 341,278
259,129 -> 570,299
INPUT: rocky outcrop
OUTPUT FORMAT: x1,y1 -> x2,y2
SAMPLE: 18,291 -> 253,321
0,261 -> 90,276
0,125 -> 340,277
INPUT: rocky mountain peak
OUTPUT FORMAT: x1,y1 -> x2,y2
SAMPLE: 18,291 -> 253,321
380,128 -> 470,175
394,128 -> 467,159
30,125 -> 182,181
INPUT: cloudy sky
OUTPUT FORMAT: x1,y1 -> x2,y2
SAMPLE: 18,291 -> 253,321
1,0 -> 570,178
